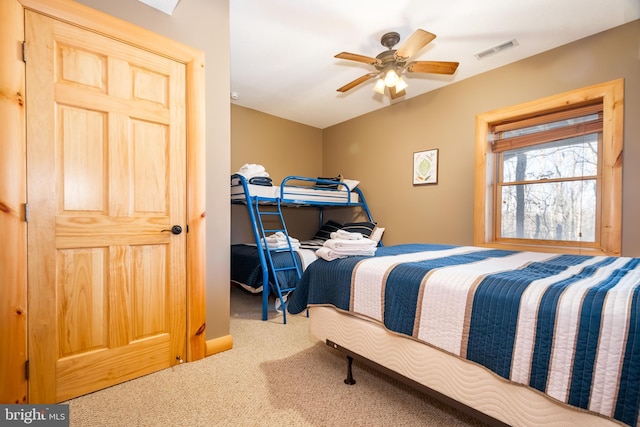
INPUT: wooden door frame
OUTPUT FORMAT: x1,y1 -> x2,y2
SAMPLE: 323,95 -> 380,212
0,0 -> 206,404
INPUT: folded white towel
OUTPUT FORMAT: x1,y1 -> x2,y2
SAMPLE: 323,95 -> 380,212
239,163 -> 265,174
261,232 -> 300,250
324,237 -> 376,250
263,241 -> 300,250
316,247 -> 346,261
330,230 -> 363,240
316,246 -> 376,261
331,247 -> 376,256
269,232 -> 299,243
236,163 -> 270,179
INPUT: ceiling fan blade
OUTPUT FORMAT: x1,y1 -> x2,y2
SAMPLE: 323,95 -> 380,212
406,61 -> 459,75
337,74 -> 375,92
335,52 -> 379,65
388,85 -> 406,99
394,29 -> 436,61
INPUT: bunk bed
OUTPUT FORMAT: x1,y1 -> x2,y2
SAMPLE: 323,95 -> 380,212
230,173 -> 379,323
287,244 -> 640,427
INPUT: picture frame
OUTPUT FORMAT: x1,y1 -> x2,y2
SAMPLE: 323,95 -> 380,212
413,149 -> 438,185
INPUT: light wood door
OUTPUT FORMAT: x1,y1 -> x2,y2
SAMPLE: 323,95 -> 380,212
26,10 -> 187,402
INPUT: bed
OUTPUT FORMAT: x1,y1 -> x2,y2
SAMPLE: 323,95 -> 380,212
230,243 -> 318,294
230,174 -> 380,322
287,244 -> 639,426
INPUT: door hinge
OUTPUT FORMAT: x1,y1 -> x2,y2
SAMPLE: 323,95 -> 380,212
22,41 -> 26,63
25,360 -> 29,381
24,203 -> 29,223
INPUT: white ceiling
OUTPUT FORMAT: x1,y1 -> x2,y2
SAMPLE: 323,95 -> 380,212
151,0 -> 640,129
229,0 -> 638,129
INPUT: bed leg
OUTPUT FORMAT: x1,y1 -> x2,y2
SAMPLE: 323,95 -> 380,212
344,355 -> 356,385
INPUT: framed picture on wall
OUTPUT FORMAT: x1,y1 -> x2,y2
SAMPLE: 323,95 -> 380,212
413,149 -> 438,185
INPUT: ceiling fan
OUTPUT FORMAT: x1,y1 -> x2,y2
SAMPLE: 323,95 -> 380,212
335,29 -> 459,99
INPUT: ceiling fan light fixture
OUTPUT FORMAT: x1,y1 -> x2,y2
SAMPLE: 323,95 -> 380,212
383,69 -> 399,87
394,76 -> 408,92
373,78 -> 386,94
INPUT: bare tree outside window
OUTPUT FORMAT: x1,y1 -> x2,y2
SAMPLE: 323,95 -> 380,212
499,135 -> 598,242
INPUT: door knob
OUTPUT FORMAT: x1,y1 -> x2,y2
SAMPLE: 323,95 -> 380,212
162,225 -> 183,235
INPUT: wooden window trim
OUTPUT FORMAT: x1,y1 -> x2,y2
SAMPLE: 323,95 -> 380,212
491,118 -> 602,153
492,103 -> 602,134
474,79 -> 624,256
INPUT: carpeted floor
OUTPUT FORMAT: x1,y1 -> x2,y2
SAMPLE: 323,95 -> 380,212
65,285 -> 489,426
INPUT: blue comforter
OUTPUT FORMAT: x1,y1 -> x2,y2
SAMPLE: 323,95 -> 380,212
231,244 -> 305,293
288,244 -> 640,426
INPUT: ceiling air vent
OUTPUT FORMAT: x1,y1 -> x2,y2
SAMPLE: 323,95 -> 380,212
475,39 -> 519,60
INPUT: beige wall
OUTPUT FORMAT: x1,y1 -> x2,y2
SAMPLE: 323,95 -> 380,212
230,105 -> 324,243
231,105 -> 323,181
76,0 -> 232,339
321,20 -> 640,256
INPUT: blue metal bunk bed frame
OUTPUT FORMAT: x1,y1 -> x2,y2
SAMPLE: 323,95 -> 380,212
231,174 -> 376,323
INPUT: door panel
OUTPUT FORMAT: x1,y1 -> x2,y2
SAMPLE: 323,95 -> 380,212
26,10 -> 186,402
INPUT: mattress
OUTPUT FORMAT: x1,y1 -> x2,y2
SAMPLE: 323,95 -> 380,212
231,183 -> 360,204
308,306 -> 624,427
231,183 -> 278,200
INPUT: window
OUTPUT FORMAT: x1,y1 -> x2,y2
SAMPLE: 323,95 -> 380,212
474,80 -> 624,255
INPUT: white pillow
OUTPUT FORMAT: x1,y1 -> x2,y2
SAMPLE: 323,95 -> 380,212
369,227 -> 385,243
340,179 -> 360,191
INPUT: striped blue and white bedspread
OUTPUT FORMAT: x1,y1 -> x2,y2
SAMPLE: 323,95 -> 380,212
287,244 -> 640,426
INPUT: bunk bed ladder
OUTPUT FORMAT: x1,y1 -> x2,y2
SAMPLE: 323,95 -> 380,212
253,197 -> 302,324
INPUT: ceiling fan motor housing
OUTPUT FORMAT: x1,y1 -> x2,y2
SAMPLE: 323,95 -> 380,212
381,31 -> 400,49
375,32 -> 406,72
375,50 -> 406,71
